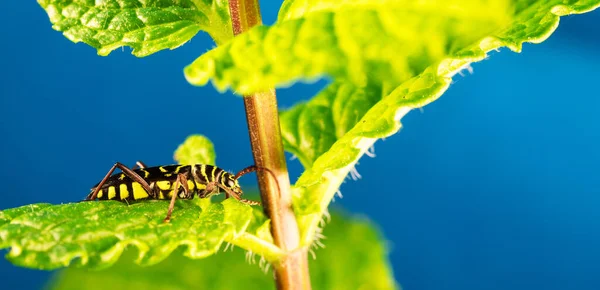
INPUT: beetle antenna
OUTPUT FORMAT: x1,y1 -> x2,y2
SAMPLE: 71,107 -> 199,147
235,165 -> 281,197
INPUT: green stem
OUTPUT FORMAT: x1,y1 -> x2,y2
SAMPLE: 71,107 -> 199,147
227,233 -> 285,262
227,1 -> 312,289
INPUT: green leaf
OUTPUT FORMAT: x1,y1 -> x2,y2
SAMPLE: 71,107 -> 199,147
0,199 -> 282,270
38,0 -> 233,57
184,0 -> 600,247
0,199 -> 251,269
184,0 -> 516,93
47,213 -> 398,290
308,213 -> 398,290
290,72 -> 448,246
280,81 -> 382,169
174,134 -> 217,165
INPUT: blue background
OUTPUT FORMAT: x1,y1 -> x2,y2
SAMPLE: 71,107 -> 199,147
1,2 -> 599,290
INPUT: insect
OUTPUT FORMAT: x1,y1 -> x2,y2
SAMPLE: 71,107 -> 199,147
85,161 -> 275,222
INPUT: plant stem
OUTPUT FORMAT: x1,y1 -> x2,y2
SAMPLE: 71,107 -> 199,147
227,1 -> 311,290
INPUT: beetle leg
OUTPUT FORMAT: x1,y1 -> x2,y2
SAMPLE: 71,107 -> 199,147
86,162 -> 153,200
163,173 -> 189,223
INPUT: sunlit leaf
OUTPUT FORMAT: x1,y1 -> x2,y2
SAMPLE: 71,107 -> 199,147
38,0 -> 233,56
0,199 -> 254,269
184,0 -> 516,93
47,213 -> 398,290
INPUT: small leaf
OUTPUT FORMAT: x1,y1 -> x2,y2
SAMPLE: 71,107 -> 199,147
47,213 -> 398,290
280,82 -> 382,169
38,0 -> 233,57
289,70 -> 448,245
174,134 -> 216,165
0,198 -> 281,270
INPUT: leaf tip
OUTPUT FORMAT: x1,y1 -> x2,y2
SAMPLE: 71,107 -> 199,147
174,135 -> 216,165
184,59 -> 215,87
